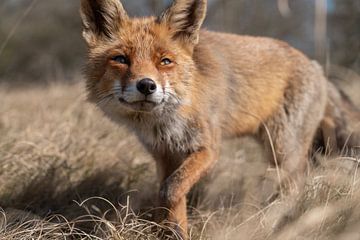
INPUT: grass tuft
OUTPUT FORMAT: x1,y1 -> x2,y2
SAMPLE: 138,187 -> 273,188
1,82 -> 360,239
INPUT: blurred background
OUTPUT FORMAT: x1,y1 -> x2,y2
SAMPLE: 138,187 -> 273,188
0,0 -> 359,86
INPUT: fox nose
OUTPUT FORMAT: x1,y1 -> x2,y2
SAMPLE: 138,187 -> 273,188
136,78 -> 157,96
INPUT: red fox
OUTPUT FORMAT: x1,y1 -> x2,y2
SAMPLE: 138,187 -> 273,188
80,0 -> 359,238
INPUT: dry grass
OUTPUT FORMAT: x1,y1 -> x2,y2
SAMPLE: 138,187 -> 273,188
1,80 -> 360,240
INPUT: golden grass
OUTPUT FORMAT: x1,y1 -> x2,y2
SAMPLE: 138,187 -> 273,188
0,82 -> 360,240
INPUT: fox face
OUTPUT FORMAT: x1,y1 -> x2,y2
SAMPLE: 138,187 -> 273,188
81,0 -> 207,116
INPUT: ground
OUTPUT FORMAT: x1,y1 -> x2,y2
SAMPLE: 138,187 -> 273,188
0,77 -> 360,240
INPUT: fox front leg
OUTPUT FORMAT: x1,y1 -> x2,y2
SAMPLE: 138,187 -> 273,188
158,147 -> 218,237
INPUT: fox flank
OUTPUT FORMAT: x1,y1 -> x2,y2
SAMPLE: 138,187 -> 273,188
80,0 -> 360,238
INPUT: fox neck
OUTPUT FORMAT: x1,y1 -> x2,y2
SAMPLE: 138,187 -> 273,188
124,106 -> 201,155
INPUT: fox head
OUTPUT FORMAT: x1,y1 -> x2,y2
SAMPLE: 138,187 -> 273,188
80,0 -> 207,116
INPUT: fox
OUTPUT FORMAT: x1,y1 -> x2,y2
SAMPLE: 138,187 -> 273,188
80,0 -> 359,238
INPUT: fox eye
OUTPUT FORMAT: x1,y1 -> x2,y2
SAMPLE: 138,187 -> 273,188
111,55 -> 128,65
160,58 -> 172,66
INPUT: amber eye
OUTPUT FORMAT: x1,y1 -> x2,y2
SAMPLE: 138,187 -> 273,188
111,55 -> 128,65
160,58 -> 172,66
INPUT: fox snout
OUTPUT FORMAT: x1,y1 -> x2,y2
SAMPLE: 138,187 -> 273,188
136,78 -> 157,96
114,76 -> 165,111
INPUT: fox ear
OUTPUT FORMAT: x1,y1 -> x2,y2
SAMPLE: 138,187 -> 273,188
80,0 -> 128,46
160,0 -> 207,45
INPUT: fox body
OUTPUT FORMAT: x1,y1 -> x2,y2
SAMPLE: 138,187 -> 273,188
80,0 -> 357,238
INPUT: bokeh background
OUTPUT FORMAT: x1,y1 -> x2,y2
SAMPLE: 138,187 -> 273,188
0,0 -> 359,85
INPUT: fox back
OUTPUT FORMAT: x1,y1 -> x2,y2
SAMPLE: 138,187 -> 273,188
82,1 -> 325,151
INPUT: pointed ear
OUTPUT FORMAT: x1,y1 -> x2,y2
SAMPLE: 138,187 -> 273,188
80,0 -> 128,46
159,0 -> 207,45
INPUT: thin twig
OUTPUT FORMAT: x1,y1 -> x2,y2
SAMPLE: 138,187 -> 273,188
0,0 -> 39,57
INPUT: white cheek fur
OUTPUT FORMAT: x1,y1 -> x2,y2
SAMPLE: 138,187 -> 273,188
113,80 -> 122,98
113,79 -> 167,104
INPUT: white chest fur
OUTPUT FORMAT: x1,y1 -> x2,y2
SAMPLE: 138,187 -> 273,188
131,113 -> 201,154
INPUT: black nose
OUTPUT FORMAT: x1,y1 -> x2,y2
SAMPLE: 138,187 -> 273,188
136,78 -> 157,95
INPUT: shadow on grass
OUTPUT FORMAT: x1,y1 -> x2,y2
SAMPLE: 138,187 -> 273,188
1,164 -> 157,223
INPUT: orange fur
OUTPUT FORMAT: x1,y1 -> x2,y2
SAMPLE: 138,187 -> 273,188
80,0 -> 358,238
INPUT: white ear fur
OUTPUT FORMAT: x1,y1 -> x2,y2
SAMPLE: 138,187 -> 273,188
159,0 -> 207,45
80,0 -> 128,46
